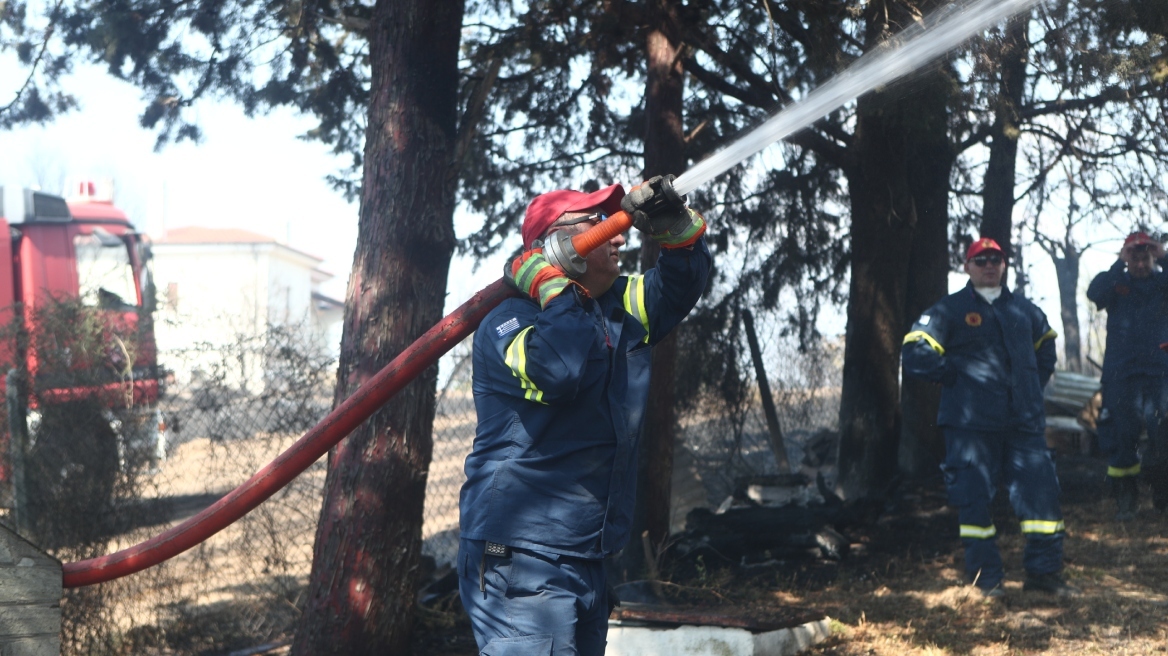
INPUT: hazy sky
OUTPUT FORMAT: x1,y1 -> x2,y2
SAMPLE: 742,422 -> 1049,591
1,63 -> 358,299
0,59 -> 518,318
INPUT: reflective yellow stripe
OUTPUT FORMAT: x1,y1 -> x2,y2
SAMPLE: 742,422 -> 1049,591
1109,464 -> 1141,478
504,326 -> 546,404
622,275 -> 651,344
904,330 -> 945,355
960,524 -> 996,539
1020,520 -> 1065,534
1034,329 -> 1058,351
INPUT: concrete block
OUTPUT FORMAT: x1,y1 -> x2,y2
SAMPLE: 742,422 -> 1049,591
607,617 -> 832,656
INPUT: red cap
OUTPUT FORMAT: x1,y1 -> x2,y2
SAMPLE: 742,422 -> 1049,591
1122,231 -> 1160,254
966,237 -> 1004,261
522,184 -> 626,249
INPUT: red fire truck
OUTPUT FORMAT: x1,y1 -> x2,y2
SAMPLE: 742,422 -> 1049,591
0,181 -> 163,529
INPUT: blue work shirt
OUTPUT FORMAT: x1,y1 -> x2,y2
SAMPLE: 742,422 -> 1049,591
902,282 -> 1057,433
1085,260 -> 1168,383
460,239 -> 711,559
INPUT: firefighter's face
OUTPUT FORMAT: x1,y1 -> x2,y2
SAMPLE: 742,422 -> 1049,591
1123,245 -> 1156,279
546,208 -> 625,295
964,251 -> 1005,287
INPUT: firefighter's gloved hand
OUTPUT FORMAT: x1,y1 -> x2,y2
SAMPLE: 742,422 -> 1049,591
504,248 -> 583,309
648,208 -> 706,249
621,175 -> 706,249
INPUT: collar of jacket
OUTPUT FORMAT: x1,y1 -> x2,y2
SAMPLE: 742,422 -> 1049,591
963,280 -> 1013,304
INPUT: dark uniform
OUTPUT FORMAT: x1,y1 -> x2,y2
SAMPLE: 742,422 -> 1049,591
903,282 -> 1064,592
1086,258 -> 1168,509
459,237 -> 710,654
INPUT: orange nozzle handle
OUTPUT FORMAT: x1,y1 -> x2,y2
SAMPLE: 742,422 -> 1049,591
571,210 -> 633,257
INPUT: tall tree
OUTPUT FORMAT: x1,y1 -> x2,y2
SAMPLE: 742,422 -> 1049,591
617,0 -> 688,582
837,54 -> 955,496
37,0 -> 476,648
292,1 -> 464,652
978,13 -> 1029,259
671,0 -> 958,494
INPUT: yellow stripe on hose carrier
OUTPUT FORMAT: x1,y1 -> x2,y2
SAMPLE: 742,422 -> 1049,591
504,326 -> 546,404
1108,464 -> 1141,478
959,524 -> 996,539
1034,329 -> 1058,351
904,330 -> 945,355
1020,519 -> 1065,535
623,275 -> 651,343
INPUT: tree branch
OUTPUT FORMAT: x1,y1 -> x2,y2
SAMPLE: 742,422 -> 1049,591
1022,81 -> 1165,121
0,0 -> 64,120
452,57 -> 502,181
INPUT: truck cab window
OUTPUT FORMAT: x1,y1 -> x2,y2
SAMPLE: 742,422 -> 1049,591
74,233 -> 139,309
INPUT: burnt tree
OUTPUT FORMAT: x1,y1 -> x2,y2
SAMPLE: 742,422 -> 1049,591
292,0 -> 463,652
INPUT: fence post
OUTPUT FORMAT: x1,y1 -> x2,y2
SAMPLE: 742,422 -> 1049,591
741,310 -> 791,473
6,369 -> 29,536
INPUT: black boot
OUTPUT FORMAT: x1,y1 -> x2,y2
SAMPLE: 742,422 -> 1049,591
1115,476 -> 1139,521
1024,571 -> 1082,597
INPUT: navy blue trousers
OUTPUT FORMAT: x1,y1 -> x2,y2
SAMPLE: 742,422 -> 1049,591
457,538 -> 610,656
1098,374 -> 1168,476
941,428 -> 1065,590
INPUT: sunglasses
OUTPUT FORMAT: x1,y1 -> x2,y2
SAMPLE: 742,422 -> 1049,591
550,212 -> 607,230
971,254 -> 1004,267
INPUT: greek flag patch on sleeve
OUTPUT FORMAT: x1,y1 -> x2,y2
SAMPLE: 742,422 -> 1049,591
495,317 -> 521,338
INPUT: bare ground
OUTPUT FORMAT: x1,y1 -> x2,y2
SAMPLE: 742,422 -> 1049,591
413,452 -> 1168,655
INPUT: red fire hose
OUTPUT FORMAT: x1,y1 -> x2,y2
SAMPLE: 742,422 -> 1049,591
62,210 -> 634,588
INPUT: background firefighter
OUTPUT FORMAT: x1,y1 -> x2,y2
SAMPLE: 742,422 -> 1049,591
1086,231 -> 1168,519
902,237 -> 1077,598
457,177 -> 711,655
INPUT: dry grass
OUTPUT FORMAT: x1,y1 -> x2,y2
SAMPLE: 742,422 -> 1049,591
788,454 -> 1168,655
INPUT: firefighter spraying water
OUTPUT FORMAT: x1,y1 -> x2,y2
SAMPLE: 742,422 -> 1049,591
62,0 -> 1045,587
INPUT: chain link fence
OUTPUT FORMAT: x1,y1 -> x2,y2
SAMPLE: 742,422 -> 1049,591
0,301 -> 840,654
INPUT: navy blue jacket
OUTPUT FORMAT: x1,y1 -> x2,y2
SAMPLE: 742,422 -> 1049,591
460,239 -> 710,559
1085,260 -> 1168,383
902,282 -> 1057,433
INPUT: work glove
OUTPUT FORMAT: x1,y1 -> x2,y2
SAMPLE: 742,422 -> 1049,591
504,248 -> 584,309
621,175 -> 706,249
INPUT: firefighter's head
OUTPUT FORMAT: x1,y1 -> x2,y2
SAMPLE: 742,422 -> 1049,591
963,238 -> 1006,288
523,185 -> 627,296
1121,231 -> 1162,279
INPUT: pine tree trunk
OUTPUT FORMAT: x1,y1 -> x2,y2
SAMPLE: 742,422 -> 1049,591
899,71 -> 954,479
617,8 -> 687,582
291,0 -> 463,652
837,60 -> 953,498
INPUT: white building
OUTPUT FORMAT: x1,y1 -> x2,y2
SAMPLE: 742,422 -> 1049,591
150,227 -> 344,390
